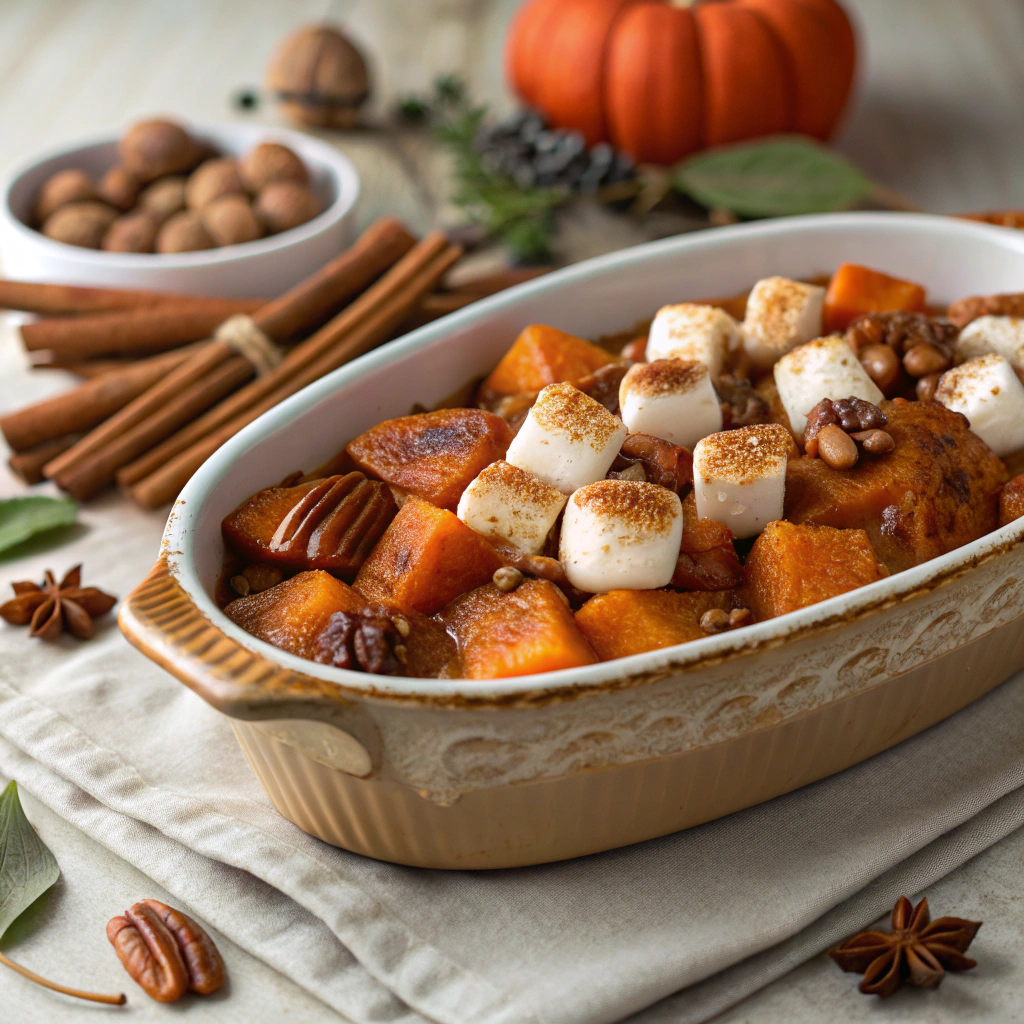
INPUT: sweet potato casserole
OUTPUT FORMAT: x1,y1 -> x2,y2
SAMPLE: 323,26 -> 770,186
217,262 -> 1024,680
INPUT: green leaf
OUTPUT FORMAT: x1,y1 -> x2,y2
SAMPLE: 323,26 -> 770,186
0,781 -> 59,939
674,136 -> 874,218
0,497 -> 77,554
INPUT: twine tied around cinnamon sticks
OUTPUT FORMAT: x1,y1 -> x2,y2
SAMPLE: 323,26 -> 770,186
212,315 -> 283,377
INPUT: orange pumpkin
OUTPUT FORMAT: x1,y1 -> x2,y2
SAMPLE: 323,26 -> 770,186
506,0 -> 857,165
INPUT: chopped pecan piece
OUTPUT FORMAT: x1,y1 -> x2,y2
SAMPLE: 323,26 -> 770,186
615,432 -> 694,494
315,609 -> 403,674
574,362 -> 629,415
716,374 -> 770,429
803,397 -> 888,457
845,311 -> 956,380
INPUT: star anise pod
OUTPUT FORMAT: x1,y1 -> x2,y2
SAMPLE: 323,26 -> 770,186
830,896 -> 981,998
0,566 -> 117,641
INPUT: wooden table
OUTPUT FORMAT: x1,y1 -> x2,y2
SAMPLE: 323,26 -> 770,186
2,1 -> 1024,1021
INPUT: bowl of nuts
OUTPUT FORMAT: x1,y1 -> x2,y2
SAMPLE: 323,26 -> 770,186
0,118 -> 360,297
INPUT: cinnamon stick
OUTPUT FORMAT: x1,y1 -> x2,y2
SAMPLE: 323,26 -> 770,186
0,279 -> 262,316
119,232 -> 450,490
0,346 -> 198,451
8,436 -> 80,484
21,300 -> 264,358
44,218 -> 417,499
31,358 -> 146,379
126,241 -> 461,508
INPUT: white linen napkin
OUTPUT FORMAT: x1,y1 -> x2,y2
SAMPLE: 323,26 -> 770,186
2,329 -> 1024,1024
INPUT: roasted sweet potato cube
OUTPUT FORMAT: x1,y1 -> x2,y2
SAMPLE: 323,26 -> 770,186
345,408 -> 511,511
481,324 -> 616,398
999,474 -> 1024,527
742,521 -> 886,621
222,472 -> 396,577
574,589 -> 734,661
786,399 -> 1006,573
225,570 -> 368,661
355,497 -> 503,615
442,578 -> 597,678
823,263 -> 927,333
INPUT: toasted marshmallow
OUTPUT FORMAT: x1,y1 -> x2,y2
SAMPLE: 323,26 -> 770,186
957,315 -> 1024,370
693,423 -> 790,539
618,358 -> 723,449
559,479 -> 683,592
773,335 -> 884,437
935,354 -> 1024,457
742,276 -> 826,370
645,303 -> 740,377
457,460 -> 566,555
506,382 -> 628,494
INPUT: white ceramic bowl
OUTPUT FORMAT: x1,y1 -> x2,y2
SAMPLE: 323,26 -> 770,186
0,122 -> 360,298
122,213 -> 1024,868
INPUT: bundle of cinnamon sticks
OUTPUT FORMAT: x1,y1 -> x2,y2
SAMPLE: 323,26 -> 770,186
0,218 -> 548,507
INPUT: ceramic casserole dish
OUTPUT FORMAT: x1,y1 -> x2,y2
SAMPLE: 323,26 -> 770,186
121,213 -> 1024,869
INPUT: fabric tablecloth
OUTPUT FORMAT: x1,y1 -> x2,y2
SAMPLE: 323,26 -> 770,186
2,332 -> 1024,1023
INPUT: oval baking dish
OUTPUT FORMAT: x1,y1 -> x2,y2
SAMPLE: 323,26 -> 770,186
121,213 -> 1024,869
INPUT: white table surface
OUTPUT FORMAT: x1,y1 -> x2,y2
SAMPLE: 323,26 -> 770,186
2,1 -> 1024,1020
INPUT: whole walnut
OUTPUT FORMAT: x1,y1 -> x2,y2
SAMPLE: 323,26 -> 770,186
102,210 -> 161,253
137,176 -> 187,224
119,119 -> 202,183
156,210 -> 215,253
185,158 -> 245,211
201,194 -> 264,247
34,169 -> 96,224
239,142 -> 309,194
42,201 -> 119,248
266,24 -> 369,129
96,165 -> 140,210
254,181 -> 320,233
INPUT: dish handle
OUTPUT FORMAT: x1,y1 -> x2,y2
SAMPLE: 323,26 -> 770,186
119,556 -> 381,774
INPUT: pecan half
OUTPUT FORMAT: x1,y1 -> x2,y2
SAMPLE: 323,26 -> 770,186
844,311 -> 956,380
574,362 -> 629,415
107,903 -> 189,1003
803,397 -> 888,456
141,899 -> 225,996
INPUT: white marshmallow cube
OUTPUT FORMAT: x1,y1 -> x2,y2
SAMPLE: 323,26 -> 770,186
618,358 -> 723,450
506,382 -> 628,494
935,353 -> 1024,457
693,423 -> 791,539
742,276 -> 826,370
559,479 -> 683,593
957,315 -> 1024,370
645,303 -> 740,378
457,460 -> 566,555
773,335 -> 884,438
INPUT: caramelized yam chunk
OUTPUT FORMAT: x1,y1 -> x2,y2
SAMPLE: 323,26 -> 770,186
785,399 -> 1006,573
225,570 -> 369,661
441,578 -> 597,678
823,263 -> 927,333
346,408 -> 511,511
671,494 -> 744,590
575,589 -> 734,661
742,521 -> 886,621
355,497 -> 503,615
999,474 -> 1024,527
222,473 -> 397,577
480,324 -> 616,398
